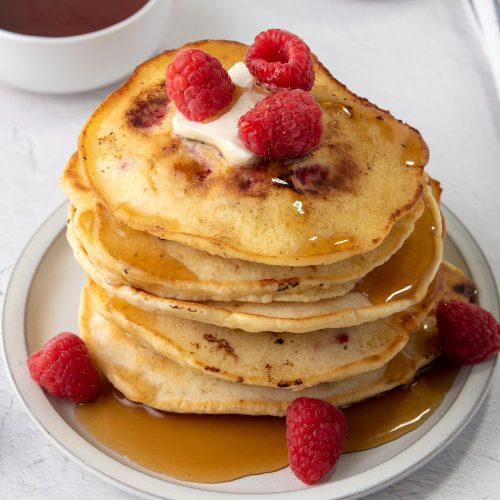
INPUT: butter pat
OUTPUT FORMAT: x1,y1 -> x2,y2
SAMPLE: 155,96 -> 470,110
228,62 -> 254,88
172,63 -> 265,167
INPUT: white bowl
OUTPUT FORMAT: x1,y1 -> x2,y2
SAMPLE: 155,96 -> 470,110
0,0 -> 170,94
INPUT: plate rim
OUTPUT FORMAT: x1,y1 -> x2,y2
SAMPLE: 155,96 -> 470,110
1,201 -> 498,500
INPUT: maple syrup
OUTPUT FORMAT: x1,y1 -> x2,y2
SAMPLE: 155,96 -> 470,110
296,232 -> 354,257
0,0 -> 148,37
353,198 -> 436,303
75,358 -> 459,483
76,385 -> 288,483
343,357 -> 459,451
97,209 -> 197,281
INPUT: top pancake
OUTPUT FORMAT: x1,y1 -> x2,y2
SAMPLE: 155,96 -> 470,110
79,40 -> 428,266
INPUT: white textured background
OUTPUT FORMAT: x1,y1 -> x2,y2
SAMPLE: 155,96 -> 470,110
1,0 -> 499,498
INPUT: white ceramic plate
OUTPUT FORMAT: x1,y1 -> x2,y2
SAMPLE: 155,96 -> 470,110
1,203 -> 498,500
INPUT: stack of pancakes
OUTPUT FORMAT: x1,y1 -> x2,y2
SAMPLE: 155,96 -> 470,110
60,40 -> 468,416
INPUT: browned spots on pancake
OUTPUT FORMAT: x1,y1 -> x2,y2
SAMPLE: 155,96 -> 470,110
277,381 -> 290,388
126,82 -> 168,129
173,159 -> 212,188
287,156 -> 359,196
97,131 -> 116,148
277,379 -> 303,388
162,138 -> 181,154
329,157 -> 359,193
397,313 -> 420,333
270,171 -> 297,191
203,334 -> 238,361
275,338 -> 285,345
193,168 -> 211,184
259,277 -> 300,292
265,363 -> 272,383
204,366 -> 220,373
277,278 -> 300,291
168,304 -> 197,313
229,155 -> 359,198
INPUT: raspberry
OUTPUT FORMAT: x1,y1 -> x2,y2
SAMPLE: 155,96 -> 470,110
246,29 -> 314,91
286,397 -> 346,484
436,300 -> 500,364
165,48 -> 234,122
238,89 -> 323,159
27,332 -> 101,403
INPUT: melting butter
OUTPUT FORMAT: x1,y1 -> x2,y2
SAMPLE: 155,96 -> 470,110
172,62 -> 266,167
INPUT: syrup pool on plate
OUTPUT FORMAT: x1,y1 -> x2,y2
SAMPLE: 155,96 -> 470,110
75,358 -> 460,483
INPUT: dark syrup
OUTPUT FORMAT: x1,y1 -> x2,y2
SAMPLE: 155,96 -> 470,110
0,0 -> 148,37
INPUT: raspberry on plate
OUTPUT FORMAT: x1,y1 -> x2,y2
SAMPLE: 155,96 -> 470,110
246,29 -> 315,91
27,332 -> 101,403
436,300 -> 500,364
286,397 -> 347,484
238,89 -> 323,159
165,48 -> 234,122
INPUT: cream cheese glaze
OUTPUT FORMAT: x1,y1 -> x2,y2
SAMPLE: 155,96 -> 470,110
172,62 -> 266,167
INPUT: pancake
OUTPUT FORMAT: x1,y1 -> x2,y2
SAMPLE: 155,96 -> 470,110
80,290 -> 416,416
60,153 -> 94,211
87,269 -> 443,390
68,208 -> 357,303
67,201 -> 425,303
79,261 -> 470,417
65,153 -> 424,303
86,279 -> 413,390
78,39 -> 428,266
67,182 -> 442,333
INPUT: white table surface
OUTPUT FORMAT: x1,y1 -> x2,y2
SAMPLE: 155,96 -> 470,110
1,0 -> 499,498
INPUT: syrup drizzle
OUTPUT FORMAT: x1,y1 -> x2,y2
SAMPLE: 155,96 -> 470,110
75,358 -> 459,483
353,198 -> 436,303
96,208 -> 197,281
